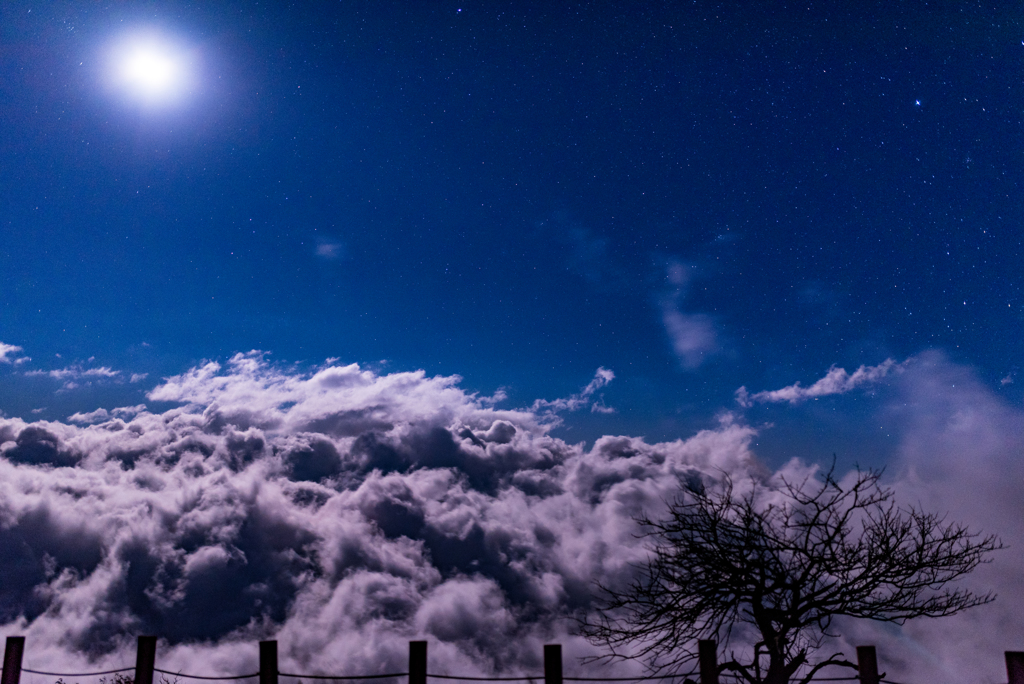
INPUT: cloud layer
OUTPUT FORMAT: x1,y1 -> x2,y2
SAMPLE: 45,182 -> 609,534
0,354 -> 756,679
0,351 -> 1018,684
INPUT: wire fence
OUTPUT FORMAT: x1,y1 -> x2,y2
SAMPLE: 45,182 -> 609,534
0,668 -> 884,684
6,673 -> 714,684
0,638 -> 1005,684
0,672 -> 914,684
0,669 -> 909,684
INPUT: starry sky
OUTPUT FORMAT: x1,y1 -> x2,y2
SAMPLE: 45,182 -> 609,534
1,2 -> 1024,681
3,1 -> 1023,452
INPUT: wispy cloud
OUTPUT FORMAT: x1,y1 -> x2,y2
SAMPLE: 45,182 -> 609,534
735,359 -> 899,407
0,342 -> 30,365
538,214 -> 626,291
25,365 -> 122,390
531,367 -> 615,415
67,404 -> 147,424
315,238 -> 346,260
660,262 -> 718,369
662,307 -> 717,369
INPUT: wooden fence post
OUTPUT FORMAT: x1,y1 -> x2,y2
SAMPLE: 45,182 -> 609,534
409,641 -> 427,684
698,640 -> 718,684
1,637 -> 25,684
856,646 -> 879,684
135,636 -> 157,684
544,645 -> 562,684
260,640 -> 278,684
1007,652 -> 1024,684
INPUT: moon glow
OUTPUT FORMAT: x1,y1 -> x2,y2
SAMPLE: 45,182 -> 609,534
109,34 -> 190,105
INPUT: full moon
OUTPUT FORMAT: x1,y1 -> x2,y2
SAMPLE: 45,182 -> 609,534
108,33 -> 190,105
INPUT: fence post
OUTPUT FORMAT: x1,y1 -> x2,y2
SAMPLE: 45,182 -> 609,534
409,641 -> 427,684
260,640 -> 278,684
1007,652 -> 1024,684
1,637 -> 25,684
135,636 -> 157,684
698,640 -> 718,684
544,645 -> 562,684
856,646 -> 879,684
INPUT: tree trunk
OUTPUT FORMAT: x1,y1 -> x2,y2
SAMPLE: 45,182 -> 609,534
763,665 -> 790,684
762,651 -> 803,684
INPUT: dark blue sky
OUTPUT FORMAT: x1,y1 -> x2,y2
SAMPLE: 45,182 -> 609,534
2,1 -> 1022,457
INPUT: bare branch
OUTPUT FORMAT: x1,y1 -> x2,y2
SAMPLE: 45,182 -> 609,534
577,466 -> 1003,684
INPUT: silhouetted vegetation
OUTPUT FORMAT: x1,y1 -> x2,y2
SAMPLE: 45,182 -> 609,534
579,466 -> 1003,684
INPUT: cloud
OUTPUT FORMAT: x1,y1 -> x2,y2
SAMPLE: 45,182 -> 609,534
24,365 -> 123,390
538,214 -> 627,292
531,368 -> 615,415
66,408 -> 112,424
0,352 -> 1018,684
824,351 -> 1024,684
662,308 -> 717,369
315,238 -> 346,260
0,342 -> 30,365
564,226 -> 616,287
0,354 -> 752,677
735,359 -> 898,407
67,405 -> 147,425
660,262 -> 718,369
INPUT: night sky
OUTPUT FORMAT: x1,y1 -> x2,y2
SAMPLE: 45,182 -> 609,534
3,2 -> 1020,442
1,3 -> 1023,680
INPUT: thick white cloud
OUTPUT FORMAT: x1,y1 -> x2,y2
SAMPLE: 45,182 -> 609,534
0,352 -> 1017,684
0,354 -> 755,678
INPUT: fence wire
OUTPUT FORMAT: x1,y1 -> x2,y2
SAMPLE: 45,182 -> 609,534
154,669 -> 260,681
564,676 -> 698,682
0,664 -> 914,684
21,669 -> 136,677
426,676 -> 535,681
279,673 -> 407,681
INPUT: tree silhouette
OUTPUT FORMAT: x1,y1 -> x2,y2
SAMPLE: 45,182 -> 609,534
579,466 -> 1002,684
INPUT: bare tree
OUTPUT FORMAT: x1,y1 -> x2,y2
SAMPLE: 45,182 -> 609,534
579,466 -> 1003,684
